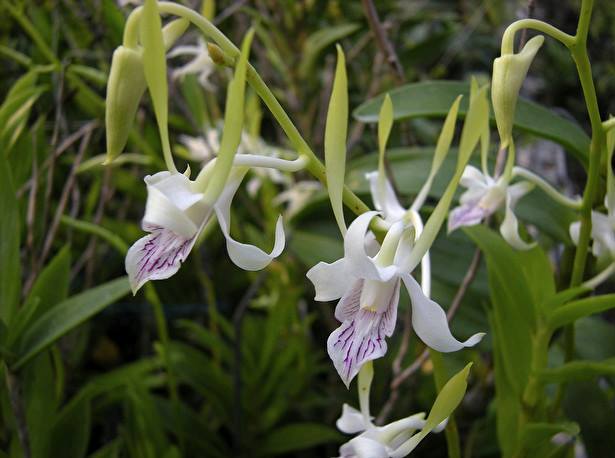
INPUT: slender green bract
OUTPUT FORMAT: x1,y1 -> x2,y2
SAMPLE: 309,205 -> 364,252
140,0 -> 176,172
198,29 -> 254,202
404,86 -> 488,272
392,364 -> 472,456
324,45 -> 349,235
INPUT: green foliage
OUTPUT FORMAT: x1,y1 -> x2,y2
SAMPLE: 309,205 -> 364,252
2,1 -> 615,458
353,81 -> 591,166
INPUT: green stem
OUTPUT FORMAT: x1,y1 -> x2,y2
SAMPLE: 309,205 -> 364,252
512,167 -> 583,210
566,0 -> 603,365
429,351 -> 461,458
147,2 -> 377,223
501,19 -> 575,54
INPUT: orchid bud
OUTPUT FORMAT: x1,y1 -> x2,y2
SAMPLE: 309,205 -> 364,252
491,35 -> 544,147
104,46 -> 146,164
105,19 -> 189,164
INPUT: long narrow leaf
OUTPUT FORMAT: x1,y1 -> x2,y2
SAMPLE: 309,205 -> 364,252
13,277 -> 131,370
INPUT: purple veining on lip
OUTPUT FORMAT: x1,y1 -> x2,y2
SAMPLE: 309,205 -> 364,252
448,200 -> 490,232
327,279 -> 400,386
131,226 -> 194,288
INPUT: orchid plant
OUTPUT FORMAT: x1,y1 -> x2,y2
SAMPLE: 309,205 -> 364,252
99,0 -> 615,456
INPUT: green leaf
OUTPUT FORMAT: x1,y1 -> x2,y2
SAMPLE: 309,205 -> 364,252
426,362 -> 472,429
538,286 -> 589,315
153,396 -> 227,458
537,358 -> 615,383
8,246 -> 70,347
465,225 -> 536,395
0,71 -> 46,156
289,227 -> 343,266
547,294 -> 615,331
353,81 -> 590,166
299,23 -> 360,77
259,423 -> 343,455
23,352 -> 57,457
0,158 -> 20,325
324,45 -> 348,235
23,245 -> 71,322
47,397 -> 92,458
396,363 -> 472,455
12,277 -> 131,370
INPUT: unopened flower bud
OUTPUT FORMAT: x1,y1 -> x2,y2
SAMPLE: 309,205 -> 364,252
104,19 -> 189,164
104,46 -> 146,163
491,35 -> 544,147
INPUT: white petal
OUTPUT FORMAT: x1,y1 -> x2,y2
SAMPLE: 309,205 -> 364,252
167,45 -> 199,58
179,135 -> 214,162
340,437 -> 389,458
433,418 -> 449,433
126,224 -> 202,294
591,212 -> 615,259
336,404 -> 369,434
569,221 -> 581,245
345,212 -> 398,282
142,171 -> 206,238
365,171 -> 406,222
402,274 -> 484,352
215,169 -> 285,270
499,182 -> 535,250
447,202 -> 489,233
306,259 -> 351,301
378,413 -> 427,440
328,282 -> 399,387
335,280 -> 363,321
459,165 -> 487,188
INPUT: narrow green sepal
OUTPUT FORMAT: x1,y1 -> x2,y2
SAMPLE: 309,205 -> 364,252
140,0 -> 176,171
199,28 -> 255,202
324,44 -> 349,235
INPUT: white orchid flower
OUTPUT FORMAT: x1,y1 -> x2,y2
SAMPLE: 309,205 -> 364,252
308,91 -> 487,386
168,38 -> 216,91
125,165 -> 285,293
447,165 -> 535,250
306,211 -> 483,386
335,404 -> 447,458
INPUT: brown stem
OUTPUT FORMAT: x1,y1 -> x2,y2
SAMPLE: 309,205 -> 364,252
361,0 -> 405,84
